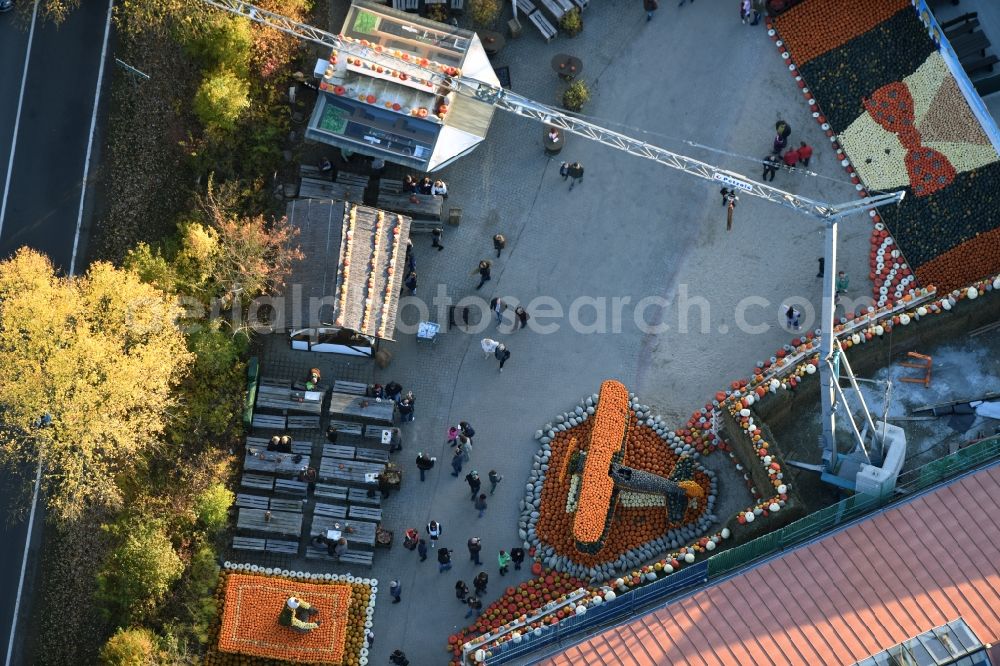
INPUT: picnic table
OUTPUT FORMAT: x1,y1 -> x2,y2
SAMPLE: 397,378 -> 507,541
237,508 -> 303,536
310,516 -> 377,547
319,457 -> 385,485
327,392 -> 395,425
256,384 -> 324,415
244,451 -> 310,476
375,192 -> 444,221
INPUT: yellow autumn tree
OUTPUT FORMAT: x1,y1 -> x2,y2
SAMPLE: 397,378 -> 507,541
0,249 -> 193,522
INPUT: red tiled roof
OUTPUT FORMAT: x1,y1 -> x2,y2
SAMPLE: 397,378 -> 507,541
543,464 -> 1000,666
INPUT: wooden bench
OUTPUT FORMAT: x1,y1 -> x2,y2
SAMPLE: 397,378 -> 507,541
349,488 -> 381,506
379,178 -> 407,195
274,478 -> 308,496
356,447 -> 389,463
940,11 -> 977,30
260,376 -> 293,388
290,441 -> 313,456
333,380 -> 369,396
265,539 -> 300,555
336,172 -> 369,188
241,473 -> 275,491
570,0 -> 588,10
953,30 -> 990,59
314,502 -> 348,519
298,177 -> 365,203
305,545 -> 375,567
327,420 -> 364,437
528,10 -> 557,41
233,536 -> 266,551
964,54 -> 999,76
288,415 -> 321,429
236,493 -> 270,510
408,219 -> 442,234
252,413 -> 287,430
324,444 -> 357,459
270,498 -> 305,513
391,0 -> 418,10
348,505 -> 383,522
364,426 -> 401,449
315,483 -> 349,502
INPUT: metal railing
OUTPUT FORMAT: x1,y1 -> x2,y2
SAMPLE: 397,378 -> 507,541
481,434 -> 1000,665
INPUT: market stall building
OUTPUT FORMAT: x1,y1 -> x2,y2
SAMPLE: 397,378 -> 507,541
306,0 -> 499,172
283,199 -> 411,357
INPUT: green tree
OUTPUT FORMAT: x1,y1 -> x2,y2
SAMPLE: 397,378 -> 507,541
194,483 -> 234,534
100,627 -> 161,665
468,0 -> 500,26
0,249 -> 192,522
193,68 -> 250,135
96,516 -> 185,626
184,13 -> 253,76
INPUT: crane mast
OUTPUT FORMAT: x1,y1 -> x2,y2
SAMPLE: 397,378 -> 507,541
203,0 -> 907,474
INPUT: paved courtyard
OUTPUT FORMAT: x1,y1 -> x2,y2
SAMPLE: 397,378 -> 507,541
259,0 -> 872,662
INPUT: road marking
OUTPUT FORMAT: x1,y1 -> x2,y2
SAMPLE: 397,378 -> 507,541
69,0 -> 115,277
4,460 -> 41,666
0,0 -> 41,238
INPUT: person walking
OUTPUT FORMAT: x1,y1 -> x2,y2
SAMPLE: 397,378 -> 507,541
404,270 -> 417,296
390,580 -> 402,604
474,260 -> 492,290
481,337 -> 500,358
774,120 -> 791,153
762,154 -> 781,182
493,233 -> 506,258
464,595 -> 483,619
495,343 -> 511,372
427,520 -> 442,547
498,550 -> 512,576
488,470 -> 503,495
490,297 -> 506,326
511,547 -> 525,570
644,0 -> 658,21
466,470 -> 482,500
567,162 -> 584,190
431,227 -> 444,251
398,396 -> 415,422
514,306 -> 530,331
719,187 -> 734,206
450,446 -> 464,477
750,0 -> 763,24
459,421 -> 476,442
474,493 -> 488,518
438,547 -> 452,573
836,270 -> 849,295
416,452 -> 435,482
783,146 -> 800,169
784,305 -> 801,331
797,141 -> 813,167
468,537 -> 483,565
740,0 -> 751,24
417,538 -> 428,562
559,161 -> 570,180
447,425 -> 461,446
473,571 -> 489,596
458,435 -> 473,462
390,649 -> 410,666
455,580 -> 470,602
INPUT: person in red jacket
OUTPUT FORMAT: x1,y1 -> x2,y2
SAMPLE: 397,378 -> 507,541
783,147 -> 800,168
797,141 -> 813,167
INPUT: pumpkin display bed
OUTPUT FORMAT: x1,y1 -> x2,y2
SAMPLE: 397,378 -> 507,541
524,380 -> 718,580
773,0 -> 1000,292
204,567 -> 374,666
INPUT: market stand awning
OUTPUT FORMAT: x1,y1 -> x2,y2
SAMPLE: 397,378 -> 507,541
284,199 -> 410,340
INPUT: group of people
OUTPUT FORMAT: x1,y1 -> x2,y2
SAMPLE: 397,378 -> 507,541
362,380 -> 416,422
481,337 -> 513,372
762,121 -> 813,182
402,174 -> 448,198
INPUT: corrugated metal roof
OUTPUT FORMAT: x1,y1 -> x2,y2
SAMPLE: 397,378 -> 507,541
543,464 -> 1000,666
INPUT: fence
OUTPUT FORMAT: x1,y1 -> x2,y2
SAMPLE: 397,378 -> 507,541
483,433 -> 1000,665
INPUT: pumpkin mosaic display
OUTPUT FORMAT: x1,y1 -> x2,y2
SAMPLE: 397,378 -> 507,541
773,0 -> 1000,292
204,568 -> 374,666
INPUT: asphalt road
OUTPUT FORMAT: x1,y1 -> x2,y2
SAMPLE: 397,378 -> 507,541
0,1 -> 113,663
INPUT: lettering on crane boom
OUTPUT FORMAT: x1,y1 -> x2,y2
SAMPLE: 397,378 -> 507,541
713,173 -> 753,192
